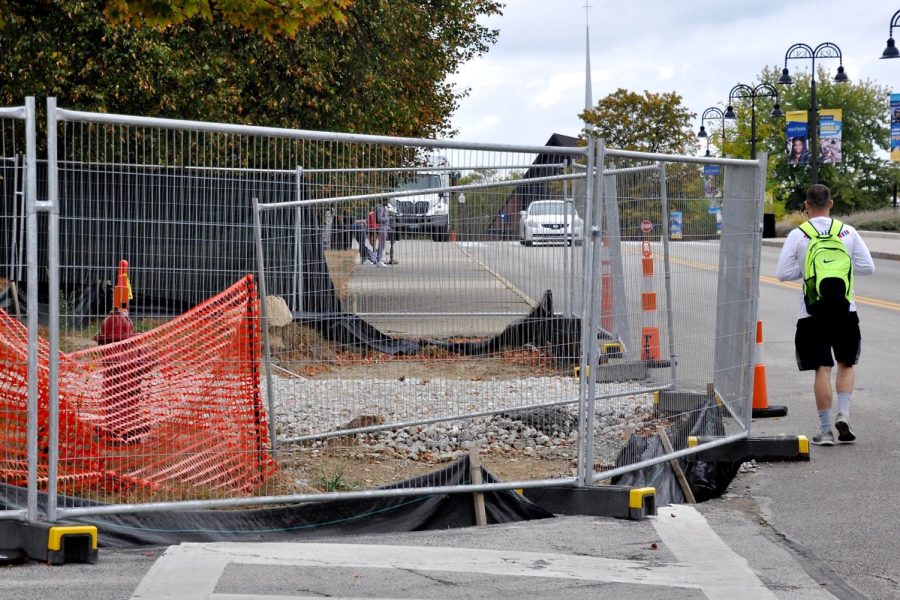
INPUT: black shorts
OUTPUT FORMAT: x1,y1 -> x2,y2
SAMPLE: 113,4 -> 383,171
794,312 -> 861,371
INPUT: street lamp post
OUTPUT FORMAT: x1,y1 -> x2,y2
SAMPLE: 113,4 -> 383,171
778,43 -> 849,185
882,10 -> 900,58
723,83 -> 784,160
697,107 -> 726,158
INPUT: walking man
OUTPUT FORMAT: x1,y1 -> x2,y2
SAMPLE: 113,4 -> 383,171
776,184 -> 874,445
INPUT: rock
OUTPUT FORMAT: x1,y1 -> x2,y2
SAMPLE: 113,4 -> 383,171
265,296 -> 293,327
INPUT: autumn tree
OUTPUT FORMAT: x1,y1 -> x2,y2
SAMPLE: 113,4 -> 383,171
0,0 -> 502,139
580,88 -> 697,155
723,66 -> 900,212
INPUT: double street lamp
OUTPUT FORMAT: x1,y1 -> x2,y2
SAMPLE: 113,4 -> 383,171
882,10 -> 900,58
778,42 -> 849,184
697,107 -> 726,157
723,83 -> 784,159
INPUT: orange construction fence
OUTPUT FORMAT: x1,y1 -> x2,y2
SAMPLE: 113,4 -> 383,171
0,275 -> 277,500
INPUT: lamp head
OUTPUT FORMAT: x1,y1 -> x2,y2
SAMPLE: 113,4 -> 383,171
833,65 -> 849,83
705,148 -> 711,157
723,105 -> 736,119
777,67 -> 793,85
770,103 -> 785,118
883,37 -> 900,59
698,125 -> 708,138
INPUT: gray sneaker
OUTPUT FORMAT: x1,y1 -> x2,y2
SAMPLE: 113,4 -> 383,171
834,415 -> 856,443
811,430 -> 835,446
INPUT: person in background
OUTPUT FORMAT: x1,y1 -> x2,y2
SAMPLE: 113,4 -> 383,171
352,217 -> 377,265
775,184 -> 875,446
374,198 -> 391,268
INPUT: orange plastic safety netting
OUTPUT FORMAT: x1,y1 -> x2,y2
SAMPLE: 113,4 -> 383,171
0,275 -> 278,500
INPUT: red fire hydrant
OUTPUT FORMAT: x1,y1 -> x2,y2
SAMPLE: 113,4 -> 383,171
95,260 -> 149,444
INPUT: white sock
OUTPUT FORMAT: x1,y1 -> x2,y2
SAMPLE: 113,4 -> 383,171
818,409 -> 831,432
837,392 -> 851,418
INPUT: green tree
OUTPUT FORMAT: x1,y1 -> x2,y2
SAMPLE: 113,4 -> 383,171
0,0 -> 502,139
580,89 -> 712,237
0,0 -> 351,38
725,66 -> 900,213
580,88 -> 697,155
454,169 -> 522,239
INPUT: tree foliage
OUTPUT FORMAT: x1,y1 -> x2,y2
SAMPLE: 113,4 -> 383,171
0,0 -> 502,138
102,0 -> 352,39
580,88 -> 697,155
712,66 -> 900,212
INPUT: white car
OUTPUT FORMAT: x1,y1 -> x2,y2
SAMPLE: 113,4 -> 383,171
519,200 -> 584,246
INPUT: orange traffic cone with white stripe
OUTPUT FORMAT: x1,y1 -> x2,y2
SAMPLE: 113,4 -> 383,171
752,320 -> 787,418
640,241 -> 661,363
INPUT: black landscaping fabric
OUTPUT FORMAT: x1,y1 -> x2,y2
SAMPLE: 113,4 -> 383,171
611,398 -> 739,505
303,288 -> 581,365
0,456 -> 554,548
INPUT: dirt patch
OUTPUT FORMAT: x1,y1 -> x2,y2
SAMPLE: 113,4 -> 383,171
274,445 -> 576,495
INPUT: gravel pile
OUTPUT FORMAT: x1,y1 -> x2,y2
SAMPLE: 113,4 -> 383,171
271,376 -> 655,466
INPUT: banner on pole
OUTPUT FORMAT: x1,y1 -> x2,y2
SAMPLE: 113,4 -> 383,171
702,164 -> 722,199
819,109 -> 842,164
785,111 -> 809,166
891,93 -> 900,162
670,211 -> 683,240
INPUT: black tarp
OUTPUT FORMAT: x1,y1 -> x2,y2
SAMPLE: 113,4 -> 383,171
0,456 -> 553,548
611,397 -> 739,505
303,288 -> 581,365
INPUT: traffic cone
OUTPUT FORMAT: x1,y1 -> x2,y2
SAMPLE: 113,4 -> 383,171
752,320 -> 787,418
640,241 -> 660,362
450,229 -> 457,242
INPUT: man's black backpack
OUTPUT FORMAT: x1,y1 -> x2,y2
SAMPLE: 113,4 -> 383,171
798,219 -> 853,316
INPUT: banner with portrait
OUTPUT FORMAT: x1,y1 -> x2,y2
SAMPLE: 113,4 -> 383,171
818,109 -> 842,164
891,93 -> 900,162
785,111 -> 809,166
702,164 -> 722,200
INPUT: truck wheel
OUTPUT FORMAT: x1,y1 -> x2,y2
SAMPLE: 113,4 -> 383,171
432,228 -> 450,242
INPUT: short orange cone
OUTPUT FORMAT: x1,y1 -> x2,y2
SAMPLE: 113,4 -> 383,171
450,230 -> 457,242
752,320 -> 787,418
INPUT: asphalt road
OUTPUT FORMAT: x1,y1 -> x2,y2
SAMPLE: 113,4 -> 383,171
744,246 -> 900,600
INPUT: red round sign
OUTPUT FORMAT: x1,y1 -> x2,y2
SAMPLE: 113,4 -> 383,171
641,220 -> 653,233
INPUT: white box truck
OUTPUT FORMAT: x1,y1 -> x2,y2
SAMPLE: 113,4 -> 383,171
388,157 -> 452,242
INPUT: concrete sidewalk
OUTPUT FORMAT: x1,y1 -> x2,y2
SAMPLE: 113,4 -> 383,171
0,502 -> 860,600
762,230 -> 900,261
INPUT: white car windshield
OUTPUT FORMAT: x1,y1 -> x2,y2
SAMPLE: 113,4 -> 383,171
529,202 -> 577,217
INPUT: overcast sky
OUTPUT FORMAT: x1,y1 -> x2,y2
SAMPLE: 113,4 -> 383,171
449,0 -> 899,148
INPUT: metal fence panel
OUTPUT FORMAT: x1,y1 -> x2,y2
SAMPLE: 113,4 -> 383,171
1,101 -> 765,518
588,149 -> 764,484
0,101 -> 34,521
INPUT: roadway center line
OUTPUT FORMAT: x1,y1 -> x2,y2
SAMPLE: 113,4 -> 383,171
456,243 -> 537,307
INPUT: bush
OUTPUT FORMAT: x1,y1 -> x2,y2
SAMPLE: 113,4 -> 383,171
775,208 -> 900,236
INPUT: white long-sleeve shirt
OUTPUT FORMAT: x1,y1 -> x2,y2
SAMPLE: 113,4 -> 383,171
775,216 -> 875,318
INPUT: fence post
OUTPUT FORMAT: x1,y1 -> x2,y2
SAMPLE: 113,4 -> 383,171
656,162 -> 678,386
252,198 -> 279,458
577,138 -> 605,487
24,96 -> 39,523
46,97 -> 61,523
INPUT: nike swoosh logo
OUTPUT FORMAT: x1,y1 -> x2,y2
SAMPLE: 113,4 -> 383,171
823,259 -> 835,263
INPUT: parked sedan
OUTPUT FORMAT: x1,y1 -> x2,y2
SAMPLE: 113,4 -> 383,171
519,200 -> 584,246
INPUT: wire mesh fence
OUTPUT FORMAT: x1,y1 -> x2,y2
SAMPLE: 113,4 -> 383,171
0,100 -> 765,519
0,103 -> 32,521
